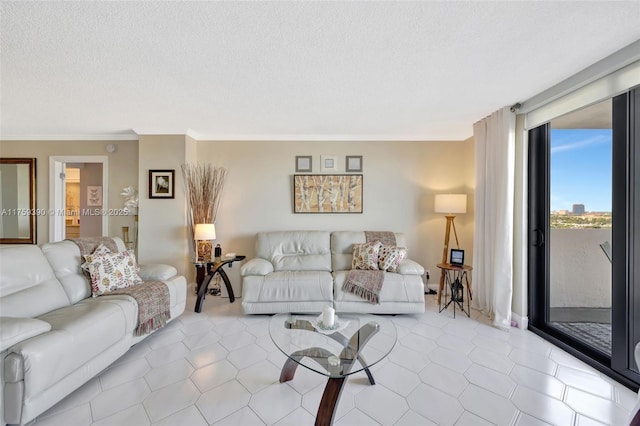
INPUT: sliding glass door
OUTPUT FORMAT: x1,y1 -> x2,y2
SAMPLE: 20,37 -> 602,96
548,100 -> 613,355
528,89 -> 639,389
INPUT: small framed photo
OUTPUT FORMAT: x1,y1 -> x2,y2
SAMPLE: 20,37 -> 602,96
87,186 -> 102,206
346,155 -> 363,172
450,249 -> 465,266
149,169 -> 175,199
321,155 -> 338,172
295,155 -> 312,172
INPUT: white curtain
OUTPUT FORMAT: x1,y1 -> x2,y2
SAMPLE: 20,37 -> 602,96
472,107 -> 516,331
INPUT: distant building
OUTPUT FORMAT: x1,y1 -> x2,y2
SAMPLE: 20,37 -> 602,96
572,204 -> 585,215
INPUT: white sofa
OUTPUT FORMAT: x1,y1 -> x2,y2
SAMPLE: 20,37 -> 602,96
241,231 -> 425,315
0,238 -> 187,425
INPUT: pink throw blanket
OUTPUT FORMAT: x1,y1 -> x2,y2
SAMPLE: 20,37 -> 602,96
343,269 -> 384,304
70,237 -> 171,336
364,231 -> 396,246
71,236 -> 119,257
109,281 -> 171,336
342,231 -> 397,304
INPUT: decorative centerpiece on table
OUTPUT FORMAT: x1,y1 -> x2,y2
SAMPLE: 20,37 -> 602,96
120,185 -> 138,254
181,163 -> 227,262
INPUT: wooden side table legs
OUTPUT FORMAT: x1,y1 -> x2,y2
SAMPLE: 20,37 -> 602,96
218,268 -> 235,303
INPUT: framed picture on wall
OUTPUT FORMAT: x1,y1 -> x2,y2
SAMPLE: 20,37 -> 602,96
87,186 -> 102,206
149,169 -> 175,199
345,155 -> 363,172
293,174 -> 363,213
320,155 -> 338,172
295,156 -> 312,172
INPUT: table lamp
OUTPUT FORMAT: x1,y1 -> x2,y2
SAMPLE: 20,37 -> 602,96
194,223 -> 216,262
434,194 -> 467,301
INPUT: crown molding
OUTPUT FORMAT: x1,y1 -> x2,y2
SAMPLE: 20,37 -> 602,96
1,132 -> 469,142
132,128 -> 197,136
187,133 -> 466,142
185,128 -> 200,140
0,134 -> 138,141
133,128 -> 449,141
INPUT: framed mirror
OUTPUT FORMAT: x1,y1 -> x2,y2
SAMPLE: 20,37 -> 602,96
0,158 -> 37,244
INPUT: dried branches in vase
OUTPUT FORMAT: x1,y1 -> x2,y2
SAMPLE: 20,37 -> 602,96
181,163 -> 227,260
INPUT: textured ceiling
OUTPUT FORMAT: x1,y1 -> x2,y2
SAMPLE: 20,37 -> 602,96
1,1 -> 639,141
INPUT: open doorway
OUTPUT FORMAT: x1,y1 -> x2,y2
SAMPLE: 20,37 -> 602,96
49,156 -> 109,242
546,100 -> 613,355
65,167 -> 81,238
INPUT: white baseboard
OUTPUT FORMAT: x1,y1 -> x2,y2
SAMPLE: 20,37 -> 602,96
511,312 -> 529,330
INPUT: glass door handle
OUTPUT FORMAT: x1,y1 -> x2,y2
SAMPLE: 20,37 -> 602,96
532,229 -> 545,247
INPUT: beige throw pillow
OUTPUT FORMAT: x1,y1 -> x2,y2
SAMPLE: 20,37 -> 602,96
378,245 -> 408,272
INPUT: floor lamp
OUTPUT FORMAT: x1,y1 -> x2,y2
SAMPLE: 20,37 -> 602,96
435,194 -> 467,304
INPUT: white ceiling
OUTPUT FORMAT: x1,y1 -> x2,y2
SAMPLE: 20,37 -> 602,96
1,1 -> 639,141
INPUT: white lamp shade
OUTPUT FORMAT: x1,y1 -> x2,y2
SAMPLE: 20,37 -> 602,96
194,223 -> 216,240
434,194 -> 467,214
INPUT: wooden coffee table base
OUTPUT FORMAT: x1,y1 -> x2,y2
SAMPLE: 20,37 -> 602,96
278,322 -> 379,426
317,377 -> 346,426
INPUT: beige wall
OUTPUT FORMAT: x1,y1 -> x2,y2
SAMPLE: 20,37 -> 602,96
1,138 -> 475,287
137,135 -> 195,277
0,140 -> 138,244
196,139 -> 475,283
78,163 -> 103,237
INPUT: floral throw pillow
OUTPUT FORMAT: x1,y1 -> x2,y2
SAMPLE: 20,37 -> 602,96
82,244 -> 143,297
352,241 -> 383,270
378,245 -> 408,272
80,243 -> 111,277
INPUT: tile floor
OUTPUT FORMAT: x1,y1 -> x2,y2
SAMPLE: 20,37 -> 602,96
29,286 -> 637,426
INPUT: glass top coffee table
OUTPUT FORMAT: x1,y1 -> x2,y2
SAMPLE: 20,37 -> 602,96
269,313 -> 397,425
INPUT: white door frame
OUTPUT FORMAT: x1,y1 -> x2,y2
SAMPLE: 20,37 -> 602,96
49,156 -> 109,242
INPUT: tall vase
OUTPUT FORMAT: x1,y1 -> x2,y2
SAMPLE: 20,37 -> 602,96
197,241 -> 212,262
133,214 -> 138,257
122,226 -> 130,245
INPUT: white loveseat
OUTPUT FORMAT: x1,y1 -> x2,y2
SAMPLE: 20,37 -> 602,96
241,231 -> 425,315
0,238 -> 187,425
